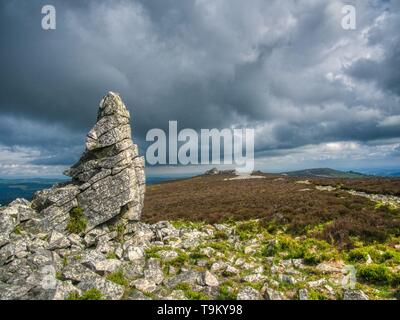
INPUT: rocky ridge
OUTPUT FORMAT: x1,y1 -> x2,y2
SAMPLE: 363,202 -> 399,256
0,92 -> 148,299
0,215 -> 380,300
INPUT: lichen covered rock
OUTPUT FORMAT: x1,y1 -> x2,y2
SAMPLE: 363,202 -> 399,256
31,91 -> 145,232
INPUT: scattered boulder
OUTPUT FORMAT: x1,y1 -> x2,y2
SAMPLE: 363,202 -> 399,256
237,286 -> 261,300
132,278 -> 157,293
203,271 -> 219,287
343,289 -> 369,300
298,289 -> 309,300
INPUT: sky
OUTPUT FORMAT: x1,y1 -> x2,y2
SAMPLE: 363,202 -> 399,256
0,0 -> 399,177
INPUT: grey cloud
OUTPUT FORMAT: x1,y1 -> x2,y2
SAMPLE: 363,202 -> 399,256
0,0 -> 399,174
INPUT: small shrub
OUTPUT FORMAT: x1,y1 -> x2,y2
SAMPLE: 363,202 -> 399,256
348,245 -> 400,266
348,248 -> 369,263
116,223 -> 126,242
106,270 -> 128,287
66,207 -> 87,234
308,290 -> 327,300
168,251 -> 189,268
67,288 -> 104,300
106,252 -> 117,260
357,264 -> 392,285
236,220 -> 262,240
145,245 -> 171,258
261,236 -> 336,265
217,285 -> 237,300
174,283 -> 208,300
390,272 -> 400,287
13,225 -> 22,235
189,251 -> 207,261
214,230 -> 229,240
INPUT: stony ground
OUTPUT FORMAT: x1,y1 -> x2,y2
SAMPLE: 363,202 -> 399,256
2,200 -> 399,300
2,173 -> 400,300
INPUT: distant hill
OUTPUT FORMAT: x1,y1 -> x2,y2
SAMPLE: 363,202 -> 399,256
281,168 -> 367,178
0,178 -> 67,206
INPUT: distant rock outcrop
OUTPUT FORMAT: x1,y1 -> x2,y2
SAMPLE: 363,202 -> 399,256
204,168 -> 236,176
31,92 -> 145,232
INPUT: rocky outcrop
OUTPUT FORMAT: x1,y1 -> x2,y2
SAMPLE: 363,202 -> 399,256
204,168 -> 236,175
31,92 -> 145,233
0,209 -> 377,300
0,92 -> 146,299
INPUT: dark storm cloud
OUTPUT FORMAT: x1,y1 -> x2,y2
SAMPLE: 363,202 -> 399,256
0,0 -> 399,174
346,4 -> 400,96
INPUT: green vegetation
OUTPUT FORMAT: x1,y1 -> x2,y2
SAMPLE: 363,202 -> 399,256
67,288 -> 104,300
348,245 -> 400,266
115,223 -> 126,242
145,245 -> 171,258
261,236 -> 337,265
308,290 -> 328,300
214,230 -> 229,240
166,250 -> 189,269
106,252 -> 118,260
13,225 -> 22,235
174,283 -> 209,300
217,284 -> 237,300
66,206 -> 87,234
106,270 -> 129,287
357,264 -> 399,286
143,174 -> 400,248
236,220 -> 264,240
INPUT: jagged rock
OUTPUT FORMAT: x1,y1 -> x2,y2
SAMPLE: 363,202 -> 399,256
164,270 -> 203,288
92,259 -> 122,275
7,198 -> 37,222
278,274 -> 297,285
158,250 -> 178,261
77,273 -> 125,300
83,229 -> 106,247
0,258 -> 33,285
0,205 -> 19,247
53,281 -> 81,300
307,278 -> 326,288
0,282 -> 32,300
237,286 -> 261,300
121,261 -> 145,279
132,278 -> 157,293
31,91 -> 145,233
225,265 -> 239,275
62,263 -> 93,283
243,273 -> 266,282
144,258 -> 164,285
80,250 -> 106,270
210,261 -> 228,273
0,243 -> 15,266
343,289 -> 369,300
316,261 -> 344,274
47,231 -> 71,250
298,288 -> 309,300
203,271 -> 219,287
165,290 -> 187,300
125,245 -> 145,261
127,289 -> 152,300
264,287 -> 284,300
